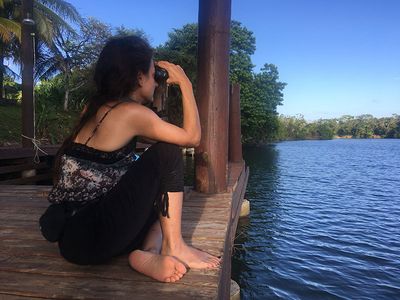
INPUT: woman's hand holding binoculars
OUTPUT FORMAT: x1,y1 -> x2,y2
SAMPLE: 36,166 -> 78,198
155,61 -> 192,88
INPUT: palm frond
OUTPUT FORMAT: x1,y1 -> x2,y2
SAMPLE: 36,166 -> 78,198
36,61 -> 60,80
0,17 -> 21,42
34,45 -> 63,80
34,3 -> 78,37
33,8 -> 54,45
0,0 -> 12,9
36,0 -> 83,25
4,65 -> 20,79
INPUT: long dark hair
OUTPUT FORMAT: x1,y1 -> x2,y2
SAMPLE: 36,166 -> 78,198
53,35 -> 153,182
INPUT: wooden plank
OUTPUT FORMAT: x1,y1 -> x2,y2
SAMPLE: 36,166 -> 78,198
0,255 -> 219,284
0,173 -> 52,185
0,271 -> 218,300
0,146 -> 59,160
0,230 -> 225,257
218,162 -> 248,299
0,162 -> 50,175
0,294 -> 46,300
0,161 -> 248,300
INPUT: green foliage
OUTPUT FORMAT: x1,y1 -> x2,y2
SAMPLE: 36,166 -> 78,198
277,114 -> 400,140
155,21 -> 286,145
36,108 -> 79,144
2,13 -> 289,145
3,75 -> 21,101
155,24 -> 198,86
0,102 -> 78,146
154,24 -> 198,127
32,76 -> 79,143
0,104 -> 21,145
229,20 -> 255,84
0,0 -> 84,100
314,119 -> 337,140
35,75 -> 64,108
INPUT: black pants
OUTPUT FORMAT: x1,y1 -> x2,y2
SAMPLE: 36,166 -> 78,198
58,142 -> 184,265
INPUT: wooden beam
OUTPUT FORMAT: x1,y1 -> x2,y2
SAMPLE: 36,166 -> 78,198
196,0 -> 232,193
229,84 -> 243,163
21,0 -> 35,148
0,146 -> 59,160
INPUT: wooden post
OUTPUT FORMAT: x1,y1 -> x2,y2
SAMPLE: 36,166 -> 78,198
195,0 -> 231,193
229,84 -> 243,162
21,0 -> 35,149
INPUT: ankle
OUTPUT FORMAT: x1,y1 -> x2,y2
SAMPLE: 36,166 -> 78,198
142,246 -> 160,254
162,237 -> 185,252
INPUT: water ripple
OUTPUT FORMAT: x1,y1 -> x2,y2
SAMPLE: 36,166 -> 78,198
232,140 -> 400,300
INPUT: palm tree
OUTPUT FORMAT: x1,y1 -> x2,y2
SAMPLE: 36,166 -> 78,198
0,1 -> 21,42
0,0 -> 21,99
0,0 -> 83,100
35,18 -> 112,111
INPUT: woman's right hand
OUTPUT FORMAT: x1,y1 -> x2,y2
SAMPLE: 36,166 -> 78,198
155,61 -> 192,87
125,60 -> 200,147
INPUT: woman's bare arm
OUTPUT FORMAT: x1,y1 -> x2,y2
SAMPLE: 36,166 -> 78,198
127,61 -> 201,147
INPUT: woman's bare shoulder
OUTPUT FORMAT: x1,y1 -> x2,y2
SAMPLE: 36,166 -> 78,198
96,101 -> 151,120
118,102 -> 158,120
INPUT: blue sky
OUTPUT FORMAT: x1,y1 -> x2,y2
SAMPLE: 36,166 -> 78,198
67,0 -> 400,120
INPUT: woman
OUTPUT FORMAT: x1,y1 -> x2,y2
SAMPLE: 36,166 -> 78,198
40,35 -> 220,283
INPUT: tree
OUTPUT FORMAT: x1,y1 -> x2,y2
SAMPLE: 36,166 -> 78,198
36,18 -> 111,110
156,21 -> 286,144
35,19 -> 150,111
0,0 -> 83,100
314,119 -> 337,139
0,0 -> 21,99
277,114 -> 309,140
337,115 -> 354,136
155,23 -> 198,87
3,74 -> 21,100
229,20 -> 255,84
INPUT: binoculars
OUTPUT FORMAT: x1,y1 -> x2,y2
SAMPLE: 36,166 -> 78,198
154,66 -> 169,84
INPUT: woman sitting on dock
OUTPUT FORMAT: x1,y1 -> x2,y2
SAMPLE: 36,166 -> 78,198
40,35 -> 220,283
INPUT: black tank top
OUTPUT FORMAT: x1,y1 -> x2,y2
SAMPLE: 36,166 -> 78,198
48,102 -> 138,204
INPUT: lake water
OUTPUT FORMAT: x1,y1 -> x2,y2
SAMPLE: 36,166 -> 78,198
231,139 -> 400,299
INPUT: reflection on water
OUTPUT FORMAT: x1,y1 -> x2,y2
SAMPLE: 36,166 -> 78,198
232,140 -> 400,300
232,144 -> 284,299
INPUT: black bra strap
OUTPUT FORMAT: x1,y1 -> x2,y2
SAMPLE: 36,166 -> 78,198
84,101 -> 124,146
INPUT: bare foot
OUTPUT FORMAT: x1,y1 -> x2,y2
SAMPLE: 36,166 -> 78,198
162,240 -> 221,269
129,250 -> 187,282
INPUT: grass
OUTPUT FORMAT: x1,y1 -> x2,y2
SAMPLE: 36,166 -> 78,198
0,105 -> 21,146
0,104 -> 79,147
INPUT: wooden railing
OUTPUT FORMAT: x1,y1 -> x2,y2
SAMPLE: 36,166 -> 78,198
0,145 -> 58,185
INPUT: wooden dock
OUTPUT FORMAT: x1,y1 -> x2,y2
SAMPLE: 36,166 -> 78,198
0,162 -> 248,299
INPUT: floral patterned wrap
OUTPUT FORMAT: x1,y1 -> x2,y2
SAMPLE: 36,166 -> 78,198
48,141 -> 138,204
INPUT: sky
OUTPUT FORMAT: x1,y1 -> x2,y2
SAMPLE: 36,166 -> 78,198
66,0 -> 400,120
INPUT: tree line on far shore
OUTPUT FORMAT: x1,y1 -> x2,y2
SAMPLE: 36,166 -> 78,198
276,114 -> 400,141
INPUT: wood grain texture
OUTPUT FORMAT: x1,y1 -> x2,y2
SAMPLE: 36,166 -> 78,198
0,161 -> 248,300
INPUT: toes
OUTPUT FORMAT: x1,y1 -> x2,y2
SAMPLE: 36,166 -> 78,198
165,274 -> 180,283
207,259 -> 220,268
176,263 -> 187,274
